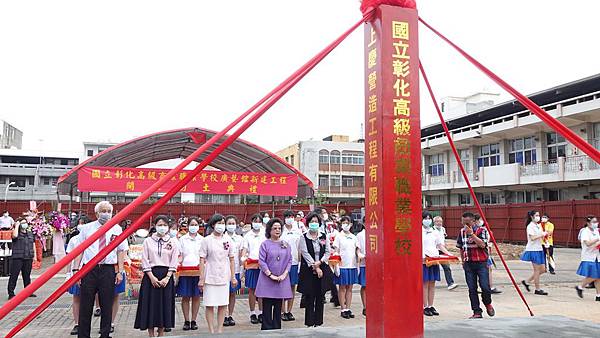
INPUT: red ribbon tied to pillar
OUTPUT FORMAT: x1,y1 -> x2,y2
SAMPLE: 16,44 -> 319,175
360,0 -> 417,14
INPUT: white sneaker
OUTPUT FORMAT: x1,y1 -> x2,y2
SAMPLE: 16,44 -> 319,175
448,283 -> 459,290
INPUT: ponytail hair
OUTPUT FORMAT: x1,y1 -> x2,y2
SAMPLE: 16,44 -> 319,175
525,210 -> 538,227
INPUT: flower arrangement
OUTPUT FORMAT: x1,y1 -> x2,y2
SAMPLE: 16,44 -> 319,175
48,211 -> 70,233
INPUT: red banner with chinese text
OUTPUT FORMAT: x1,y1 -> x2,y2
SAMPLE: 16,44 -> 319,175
77,167 -> 298,197
364,5 -> 422,338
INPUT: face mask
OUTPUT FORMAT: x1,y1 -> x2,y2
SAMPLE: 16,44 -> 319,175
226,224 -> 237,233
422,219 -> 432,227
214,223 -> 226,234
169,230 -> 178,238
341,223 -> 351,232
541,217 -> 548,223
285,218 -> 294,226
3,213 -> 8,217
322,213 -> 329,221
20,222 -> 28,230
156,225 -> 168,236
591,222 -> 599,230
252,222 -> 262,231
478,220 -> 484,226
533,216 -> 540,223
309,222 -> 320,231
97,212 -> 112,225
189,225 -> 200,234
434,224 -> 442,229
263,217 -> 270,224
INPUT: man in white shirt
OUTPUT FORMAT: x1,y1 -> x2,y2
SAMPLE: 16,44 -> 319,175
73,201 -> 129,338
281,210 -> 302,321
241,213 -> 265,324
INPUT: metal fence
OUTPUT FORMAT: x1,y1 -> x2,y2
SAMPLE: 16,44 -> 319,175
520,160 -> 558,176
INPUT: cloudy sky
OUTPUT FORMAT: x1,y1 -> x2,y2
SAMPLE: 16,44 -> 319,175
1,0 -> 599,158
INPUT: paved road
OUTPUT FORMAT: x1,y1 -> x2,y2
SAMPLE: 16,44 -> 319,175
0,248 -> 596,337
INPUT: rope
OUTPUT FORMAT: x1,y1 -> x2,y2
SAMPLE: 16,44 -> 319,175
420,62 -> 534,316
3,9 -> 374,337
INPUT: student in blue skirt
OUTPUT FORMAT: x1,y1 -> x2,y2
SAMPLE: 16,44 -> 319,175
422,212 -> 452,316
177,216 -> 203,331
520,210 -> 549,295
333,216 -> 359,319
574,215 -> 600,300
225,215 -> 243,327
241,214 -> 266,324
356,220 -> 367,316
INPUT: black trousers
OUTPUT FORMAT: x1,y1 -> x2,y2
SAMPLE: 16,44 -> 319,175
261,298 -> 283,330
7,258 -> 32,296
79,265 -> 116,338
304,294 -> 324,327
543,245 -> 555,272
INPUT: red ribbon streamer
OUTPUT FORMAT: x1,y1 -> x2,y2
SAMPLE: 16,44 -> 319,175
420,62 -> 534,317
418,17 -> 600,165
2,10 -> 374,337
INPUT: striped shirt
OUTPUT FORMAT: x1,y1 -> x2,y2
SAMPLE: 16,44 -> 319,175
456,225 -> 489,262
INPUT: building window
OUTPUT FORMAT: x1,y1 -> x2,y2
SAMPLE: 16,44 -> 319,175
459,194 -> 471,206
318,150 -> 329,164
290,154 -> 295,166
354,176 -> 364,187
330,151 -> 341,165
342,176 -> 354,187
593,122 -> 600,150
546,132 -> 566,161
509,136 -> 537,165
477,143 -> 501,168
547,189 -> 561,201
51,178 -> 58,187
428,153 -> 444,176
427,195 -> 445,207
459,149 -> 470,171
43,177 -> 50,186
508,190 -> 538,203
87,149 -> 94,156
318,175 -> 329,188
285,156 -> 289,163
330,175 -> 341,187
341,152 -> 364,165
477,192 -> 501,205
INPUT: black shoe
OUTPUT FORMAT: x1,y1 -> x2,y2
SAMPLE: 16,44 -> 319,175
362,308 -> 366,316
70,325 -> 78,336
226,317 -> 234,327
585,283 -> 596,289
29,294 -> 37,298
423,308 -> 433,316
347,310 -> 355,318
549,271 -> 556,275
224,316 -> 232,327
7,294 -> 14,300
575,286 -> 584,298
534,289 -> 548,295
281,312 -> 290,322
183,321 -> 191,330
428,307 -> 439,316
596,296 -> 600,302
490,288 -> 502,294
287,312 -> 295,321
250,314 -> 259,324
110,325 -> 114,333
341,311 -> 349,319
258,314 -> 263,323
93,308 -> 101,317
521,280 -> 531,292
164,328 -> 171,332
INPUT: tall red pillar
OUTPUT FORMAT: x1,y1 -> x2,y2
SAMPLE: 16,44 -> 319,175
364,5 -> 423,338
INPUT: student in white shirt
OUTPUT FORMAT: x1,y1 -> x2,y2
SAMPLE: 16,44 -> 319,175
281,210 -> 302,321
224,215 -> 244,327
177,216 -> 203,331
241,214 -> 266,324
333,216 -> 361,319
356,218 -> 367,316
520,210 -> 548,295
422,212 -> 451,317
294,211 -> 306,233
574,215 -> 600,300
433,216 -> 458,290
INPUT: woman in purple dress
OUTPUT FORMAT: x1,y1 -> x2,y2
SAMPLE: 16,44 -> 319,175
255,218 -> 293,330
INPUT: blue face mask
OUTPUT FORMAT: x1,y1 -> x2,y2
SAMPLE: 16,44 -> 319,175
309,222 -> 320,231
422,219 -> 432,228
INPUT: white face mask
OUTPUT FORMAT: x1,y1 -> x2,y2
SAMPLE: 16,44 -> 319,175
189,225 -> 200,234
252,222 -> 262,231
169,229 -> 178,238
422,219 -> 432,227
156,225 -> 168,236
285,218 -> 294,226
341,223 -> 351,232
226,224 -> 237,233
434,224 -> 442,229
591,222 -> 599,230
20,222 -> 28,230
478,220 -> 484,226
214,223 -> 225,234
97,212 -> 112,225
3,212 -> 9,217
262,217 -> 270,224
533,216 -> 540,223
322,213 -> 329,221
541,217 -> 548,223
